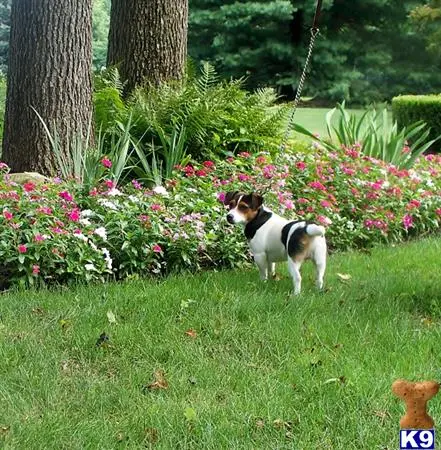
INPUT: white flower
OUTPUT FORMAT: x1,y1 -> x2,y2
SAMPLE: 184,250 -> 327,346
98,199 -> 119,210
89,242 -> 98,251
106,188 -> 123,197
80,209 -> 94,218
85,263 -> 96,271
94,227 -> 107,241
153,185 -> 169,196
128,195 -> 140,203
79,218 -> 91,226
73,232 -> 88,242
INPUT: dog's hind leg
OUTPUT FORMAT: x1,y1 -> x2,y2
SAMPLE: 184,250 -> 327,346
254,253 -> 269,281
288,258 -> 302,295
268,262 -> 276,279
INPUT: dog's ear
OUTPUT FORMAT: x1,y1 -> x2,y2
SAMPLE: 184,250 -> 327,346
224,191 -> 239,205
250,193 -> 263,209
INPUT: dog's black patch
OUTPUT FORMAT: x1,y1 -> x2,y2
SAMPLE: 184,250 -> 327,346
281,220 -> 304,247
244,208 -> 272,240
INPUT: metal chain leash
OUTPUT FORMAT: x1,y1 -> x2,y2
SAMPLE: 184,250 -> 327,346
278,27 -> 320,158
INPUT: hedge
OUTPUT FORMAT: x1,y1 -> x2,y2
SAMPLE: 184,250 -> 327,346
392,95 -> 441,151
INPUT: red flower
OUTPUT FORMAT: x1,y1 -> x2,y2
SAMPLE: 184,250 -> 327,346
18,244 -> 27,254
23,182 -> 35,192
3,210 -> 13,220
195,169 -> 207,177
101,158 -> 112,168
152,244 -> 162,253
59,191 -> 73,202
32,265 -> 40,275
67,209 -> 80,222
296,161 -> 306,171
203,160 -> 215,169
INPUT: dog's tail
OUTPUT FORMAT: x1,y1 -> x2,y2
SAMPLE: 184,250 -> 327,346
306,224 -> 326,237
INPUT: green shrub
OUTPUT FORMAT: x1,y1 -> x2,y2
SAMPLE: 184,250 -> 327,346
93,63 -> 289,162
392,95 -> 441,149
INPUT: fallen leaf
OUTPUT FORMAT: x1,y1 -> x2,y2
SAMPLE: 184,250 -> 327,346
255,419 -> 265,429
374,410 -> 391,421
421,317 -> 434,326
59,319 -> 70,330
185,328 -> 197,338
324,376 -> 346,385
285,431 -> 294,440
337,273 -> 352,282
115,431 -> 125,442
184,407 -> 197,422
188,376 -> 197,385
95,332 -> 110,348
273,419 -> 292,430
143,427 -> 159,444
0,425 -> 10,436
145,369 -> 168,391
31,307 -> 45,316
106,310 -> 117,325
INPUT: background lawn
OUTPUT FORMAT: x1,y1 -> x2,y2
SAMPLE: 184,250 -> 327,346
1,238 -> 441,449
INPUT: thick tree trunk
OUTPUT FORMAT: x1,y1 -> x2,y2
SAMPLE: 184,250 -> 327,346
2,0 -> 93,175
107,0 -> 188,93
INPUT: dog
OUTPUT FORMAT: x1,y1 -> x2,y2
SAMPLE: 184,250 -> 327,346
224,191 -> 327,295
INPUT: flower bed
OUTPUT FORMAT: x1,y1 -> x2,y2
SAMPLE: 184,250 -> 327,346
1,144 -> 440,289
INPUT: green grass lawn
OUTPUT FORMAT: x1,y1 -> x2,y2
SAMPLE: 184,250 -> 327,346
294,107 -> 366,138
1,239 -> 441,449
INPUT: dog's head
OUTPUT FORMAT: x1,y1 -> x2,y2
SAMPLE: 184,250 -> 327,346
223,191 -> 263,225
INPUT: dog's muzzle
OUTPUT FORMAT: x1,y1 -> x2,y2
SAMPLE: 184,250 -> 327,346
226,214 -> 235,224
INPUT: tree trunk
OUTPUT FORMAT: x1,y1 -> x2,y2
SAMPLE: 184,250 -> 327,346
2,0 -> 93,176
107,0 -> 188,93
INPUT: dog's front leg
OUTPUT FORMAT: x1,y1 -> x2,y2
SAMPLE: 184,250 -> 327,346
254,253 -> 269,281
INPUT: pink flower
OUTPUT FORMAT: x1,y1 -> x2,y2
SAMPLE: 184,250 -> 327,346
239,152 -> 251,158
435,208 -> 441,216
51,227 -> 63,234
203,160 -> 215,169
195,169 -> 207,177
151,204 -> 161,211
182,165 -> 195,177
139,214 -> 150,223
23,182 -> 36,192
0,162 -> 9,172
406,199 -> 421,210
256,156 -> 267,165
262,164 -> 276,179
89,188 -> 98,197
3,210 -> 13,220
67,209 -> 80,222
402,145 -> 411,154
295,161 -> 306,171
132,179 -> 142,190
342,167 -> 355,176
320,200 -> 331,208
152,244 -> 162,253
402,214 -> 413,230
309,181 -> 326,191
34,234 -> 46,242
105,179 -> 115,189
226,157 -> 234,163
284,200 -> 294,210
237,173 -> 250,182
32,265 -> 40,275
297,198 -> 308,204
217,192 -> 226,203
18,244 -> 27,254
37,206 -> 53,215
101,157 -> 112,168
317,215 -> 332,226
59,191 -> 73,202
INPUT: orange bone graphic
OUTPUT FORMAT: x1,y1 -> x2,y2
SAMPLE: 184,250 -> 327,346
392,379 -> 439,429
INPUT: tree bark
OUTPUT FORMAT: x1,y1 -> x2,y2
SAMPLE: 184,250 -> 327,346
107,0 -> 188,93
3,0 -> 93,175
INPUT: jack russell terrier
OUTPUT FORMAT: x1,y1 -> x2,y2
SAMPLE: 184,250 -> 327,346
224,191 -> 327,295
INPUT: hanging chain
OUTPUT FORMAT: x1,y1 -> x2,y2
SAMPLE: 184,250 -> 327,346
278,27 -> 320,157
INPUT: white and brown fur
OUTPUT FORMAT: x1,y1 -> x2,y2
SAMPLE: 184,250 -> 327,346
224,191 -> 327,295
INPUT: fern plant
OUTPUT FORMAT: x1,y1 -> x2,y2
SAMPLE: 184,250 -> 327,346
294,103 -> 440,169
94,63 -> 289,161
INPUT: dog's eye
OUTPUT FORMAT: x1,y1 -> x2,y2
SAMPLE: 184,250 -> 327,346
228,201 -> 236,209
238,204 -> 249,211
